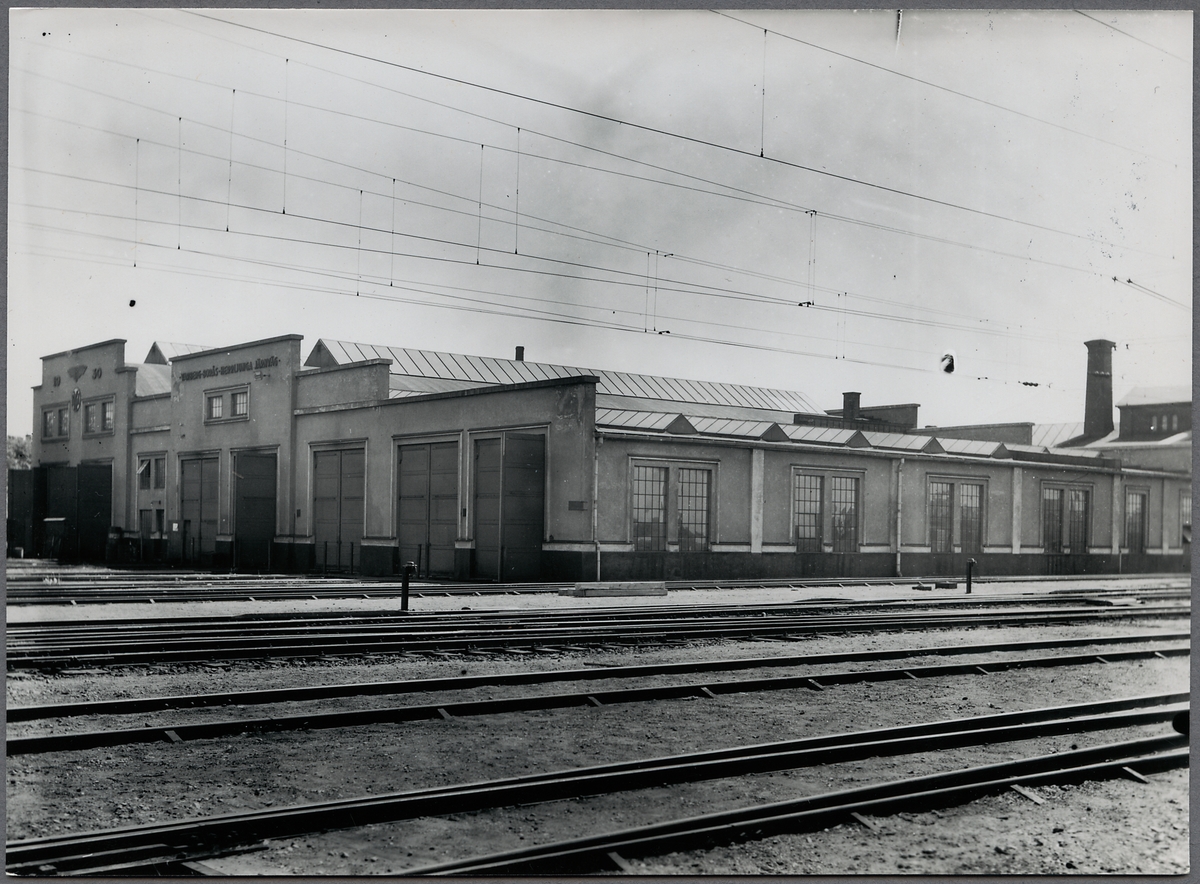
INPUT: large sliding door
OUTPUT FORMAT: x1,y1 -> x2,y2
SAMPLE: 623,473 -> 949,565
313,448 -> 365,571
473,433 -> 545,582
181,457 -> 219,566
398,441 -> 459,576
234,452 -> 277,571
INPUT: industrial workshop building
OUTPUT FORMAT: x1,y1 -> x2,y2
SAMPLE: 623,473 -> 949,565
9,335 -> 1191,581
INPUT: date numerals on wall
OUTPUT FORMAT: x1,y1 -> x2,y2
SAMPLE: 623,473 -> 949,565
92,368 -> 103,380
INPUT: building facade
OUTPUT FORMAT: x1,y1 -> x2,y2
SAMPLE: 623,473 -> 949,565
10,335 -> 1191,581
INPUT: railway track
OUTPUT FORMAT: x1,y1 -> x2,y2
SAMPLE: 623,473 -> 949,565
5,562 -> 1189,606
5,695 -> 1186,876
8,643 -> 1189,755
6,596 -> 1190,669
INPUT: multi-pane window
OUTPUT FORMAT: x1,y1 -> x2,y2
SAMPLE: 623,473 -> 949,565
1182,490 -> 1192,546
84,403 -> 98,433
632,465 -> 667,551
1043,486 -> 1091,553
929,481 -> 954,553
829,476 -> 858,553
1066,489 -> 1089,551
102,401 -> 114,431
231,391 -> 249,417
43,409 -> 57,438
677,468 -> 711,552
58,408 -> 69,437
793,474 -> 823,551
207,395 -> 223,420
138,458 -> 152,490
154,456 -> 166,489
958,484 -> 983,553
1125,489 -> 1147,554
1042,487 -> 1064,553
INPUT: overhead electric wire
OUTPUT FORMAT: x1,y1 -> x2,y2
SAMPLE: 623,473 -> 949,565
176,8 -> 1153,249
15,163 -> 1073,346
1074,10 -> 1190,64
715,10 -> 1181,164
18,50 -> 1175,284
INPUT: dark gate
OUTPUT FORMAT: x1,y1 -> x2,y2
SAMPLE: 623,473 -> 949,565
77,464 -> 113,562
398,441 -> 458,577
313,448 -> 365,571
234,452 -> 277,571
181,458 -> 219,566
472,434 -> 545,582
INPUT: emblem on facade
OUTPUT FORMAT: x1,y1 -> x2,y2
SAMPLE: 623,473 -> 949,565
71,388 -> 82,411
67,365 -> 87,382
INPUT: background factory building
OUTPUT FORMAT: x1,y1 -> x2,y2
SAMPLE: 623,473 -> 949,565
9,335 -> 1191,581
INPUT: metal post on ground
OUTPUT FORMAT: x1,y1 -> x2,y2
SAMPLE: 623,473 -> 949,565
966,557 -> 977,594
401,561 -> 416,612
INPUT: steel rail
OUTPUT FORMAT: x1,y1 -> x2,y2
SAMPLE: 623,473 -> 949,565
7,599 -> 1190,644
6,605 -> 1189,669
407,740 -> 1191,876
4,701 -> 1186,875
10,631 -> 1187,721
6,648 -> 1189,756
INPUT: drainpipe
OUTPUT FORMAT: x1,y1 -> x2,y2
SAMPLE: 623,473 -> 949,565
895,457 -> 904,577
593,434 -> 601,581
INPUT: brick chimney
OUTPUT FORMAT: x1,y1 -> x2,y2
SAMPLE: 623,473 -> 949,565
1083,339 -> 1116,438
842,392 -> 861,422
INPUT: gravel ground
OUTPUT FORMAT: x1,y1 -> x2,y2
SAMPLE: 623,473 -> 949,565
5,577 -> 1191,875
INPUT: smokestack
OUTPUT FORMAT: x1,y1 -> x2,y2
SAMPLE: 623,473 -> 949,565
515,346 -> 525,362
842,392 -> 861,422
1083,339 -> 1116,438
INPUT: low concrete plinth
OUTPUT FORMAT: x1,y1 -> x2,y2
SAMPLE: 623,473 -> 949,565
560,581 -> 669,597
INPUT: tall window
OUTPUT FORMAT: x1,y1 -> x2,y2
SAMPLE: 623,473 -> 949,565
1125,490 -> 1147,554
43,410 -> 57,439
231,390 -> 248,417
793,474 -> 823,552
1042,487 -> 1064,553
1182,490 -> 1192,546
1066,489 -> 1089,552
101,401 -> 114,431
153,456 -> 166,489
207,395 -> 223,420
958,483 -> 983,554
677,468 -> 711,552
830,476 -> 858,553
138,458 -> 152,490
632,465 -> 667,551
84,403 -> 98,433
58,408 -> 69,437
929,481 -> 954,553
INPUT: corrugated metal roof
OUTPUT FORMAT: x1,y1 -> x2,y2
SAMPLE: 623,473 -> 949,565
595,409 -> 681,431
1116,385 -> 1192,407
134,363 -> 172,396
862,432 -> 944,453
689,417 -> 777,438
315,340 -> 819,413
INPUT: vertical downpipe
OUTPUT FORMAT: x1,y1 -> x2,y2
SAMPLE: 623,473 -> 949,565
593,435 -> 601,581
895,458 -> 904,578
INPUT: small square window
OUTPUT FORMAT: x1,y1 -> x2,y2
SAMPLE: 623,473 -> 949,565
207,395 -> 224,420
231,390 -> 248,417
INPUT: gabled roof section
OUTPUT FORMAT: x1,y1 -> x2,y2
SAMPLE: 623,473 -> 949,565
145,342 -> 212,365
1116,386 -> 1191,407
665,415 -> 698,435
938,437 -> 1011,458
778,425 -> 863,446
133,363 -> 172,396
1031,422 -> 1084,448
311,340 -> 820,414
596,409 -> 681,432
688,416 -> 777,438
862,432 -> 945,454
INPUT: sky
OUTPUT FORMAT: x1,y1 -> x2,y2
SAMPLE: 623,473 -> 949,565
7,8 -> 1192,438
